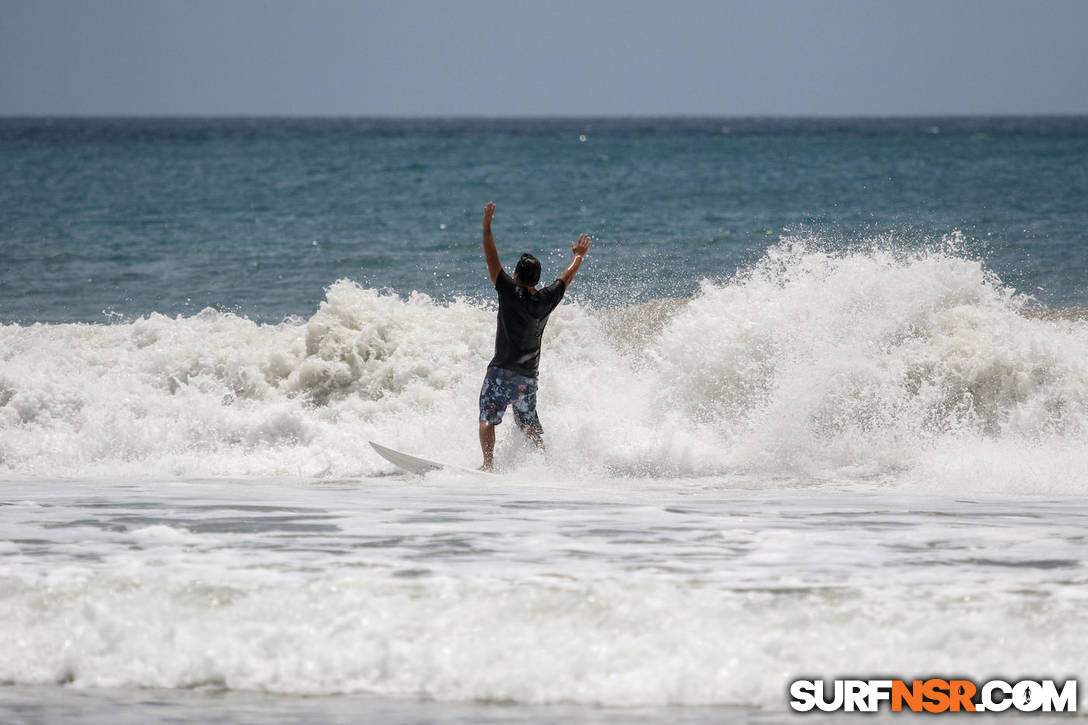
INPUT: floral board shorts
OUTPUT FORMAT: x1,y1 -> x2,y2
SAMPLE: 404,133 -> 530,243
478,366 -> 542,432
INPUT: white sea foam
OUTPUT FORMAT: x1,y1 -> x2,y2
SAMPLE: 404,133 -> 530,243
2,240 -> 1087,492
1,480 -> 1085,707
3,568 -> 1083,704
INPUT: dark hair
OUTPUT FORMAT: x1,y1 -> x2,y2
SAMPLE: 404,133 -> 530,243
514,253 -> 541,286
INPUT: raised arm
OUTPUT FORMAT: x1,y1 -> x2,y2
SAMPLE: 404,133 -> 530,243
559,234 -> 592,288
482,202 -> 502,284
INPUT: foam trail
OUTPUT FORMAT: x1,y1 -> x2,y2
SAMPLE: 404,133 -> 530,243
2,239 -> 1088,492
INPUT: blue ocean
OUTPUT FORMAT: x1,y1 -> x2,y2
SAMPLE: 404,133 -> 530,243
2,117 -> 1087,723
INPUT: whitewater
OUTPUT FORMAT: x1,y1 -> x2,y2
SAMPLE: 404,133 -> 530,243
3,241 -> 1088,721
4,241 -> 1087,490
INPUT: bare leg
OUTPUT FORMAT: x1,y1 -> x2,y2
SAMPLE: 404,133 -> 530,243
524,426 -> 545,453
479,421 -> 496,471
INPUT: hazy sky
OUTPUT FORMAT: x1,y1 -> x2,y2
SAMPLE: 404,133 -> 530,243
2,0 -> 1087,116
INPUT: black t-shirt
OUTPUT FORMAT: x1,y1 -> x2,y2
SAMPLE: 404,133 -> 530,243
489,269 -> 566,378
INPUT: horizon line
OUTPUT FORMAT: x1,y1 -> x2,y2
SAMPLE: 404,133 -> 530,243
3,112 -> 1088,121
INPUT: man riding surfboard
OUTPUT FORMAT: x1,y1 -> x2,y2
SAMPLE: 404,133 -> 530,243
478,201 -> 591,471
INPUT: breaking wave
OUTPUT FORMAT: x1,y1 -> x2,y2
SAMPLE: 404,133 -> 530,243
3,239 -> 1088,492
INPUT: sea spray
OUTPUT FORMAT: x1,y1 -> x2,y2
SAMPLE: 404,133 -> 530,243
2,241 -> 1087,491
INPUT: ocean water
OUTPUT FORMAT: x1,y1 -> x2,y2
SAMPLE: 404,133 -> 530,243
2,117 -> 1088,722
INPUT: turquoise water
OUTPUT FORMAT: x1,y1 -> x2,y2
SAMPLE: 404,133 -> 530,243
2,117 -> 1086,323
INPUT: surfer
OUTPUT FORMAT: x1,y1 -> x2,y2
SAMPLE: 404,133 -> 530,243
478,201 -> 591,471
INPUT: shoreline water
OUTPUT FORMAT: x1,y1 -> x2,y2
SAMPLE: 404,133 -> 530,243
5,684 -> 1083,725
0,685 -> 853,725
2,477 -> 1086,713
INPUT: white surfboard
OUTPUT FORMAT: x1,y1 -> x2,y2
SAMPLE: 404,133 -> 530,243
369,441 -> 492,477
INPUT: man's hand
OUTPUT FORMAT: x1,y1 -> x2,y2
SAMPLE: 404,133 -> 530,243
483,201 -> 496,229
560,234 -> 592,288
571,233 -> 592,258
